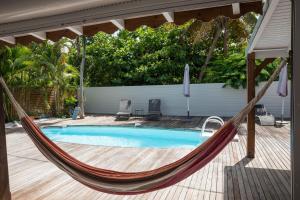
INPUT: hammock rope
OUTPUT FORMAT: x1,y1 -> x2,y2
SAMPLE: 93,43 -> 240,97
0,58 -> 286,195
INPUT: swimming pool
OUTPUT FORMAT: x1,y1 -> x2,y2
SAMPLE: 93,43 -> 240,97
42,126 -> 208,148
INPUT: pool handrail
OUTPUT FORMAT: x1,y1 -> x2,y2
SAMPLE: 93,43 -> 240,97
201,116 -> 224,133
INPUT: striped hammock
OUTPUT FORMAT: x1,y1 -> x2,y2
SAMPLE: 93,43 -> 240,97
0,59 -> 286,195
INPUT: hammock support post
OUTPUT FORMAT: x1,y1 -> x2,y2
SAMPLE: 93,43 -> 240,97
0,85 -> 11,200
247,52 -> 256,158
246,53 -> 276,159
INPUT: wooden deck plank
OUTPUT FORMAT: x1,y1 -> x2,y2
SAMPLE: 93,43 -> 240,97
239,126 -> 288,199
254,134 -> 290,194
251,133 -> 290,199
235,137 -> 260,200
233,139 -> 254,200
5,116 -> 290,200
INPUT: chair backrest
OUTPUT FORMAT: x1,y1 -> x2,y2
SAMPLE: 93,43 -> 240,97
255,104 -> 267,116
119,99 -> 132,113
148,99 -> 161,113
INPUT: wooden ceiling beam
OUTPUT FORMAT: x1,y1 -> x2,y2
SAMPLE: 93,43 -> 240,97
111,19 -> 125,30
29,32 -> 47,41
0,40 -> 13,47
0,1 -> 262,41
52,1 -> 262,37
162,12 -> 174,23
175,1 -> 262,25
0,0 -> 262,38
15,35 -> 43,45
46,29 -> 77,42
83,1 -> 261,35
83,22 -> 118,36
254,58 -> 276,77
67,26 -> 83,36
125,15 -> 166,31
232,3 -> 241,15
0,36 -> 15,44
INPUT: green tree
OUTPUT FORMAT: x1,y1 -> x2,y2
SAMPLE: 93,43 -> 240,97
0,45 -> 31,85
27,40 -> 78,113
188,13 -> 258,81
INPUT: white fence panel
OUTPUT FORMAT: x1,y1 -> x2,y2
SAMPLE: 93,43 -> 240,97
84,81 -> 291,118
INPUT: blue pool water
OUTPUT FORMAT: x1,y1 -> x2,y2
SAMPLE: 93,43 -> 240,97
42,126 -> 208,148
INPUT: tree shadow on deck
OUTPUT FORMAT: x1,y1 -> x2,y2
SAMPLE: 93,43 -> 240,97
224,157 -> 291,200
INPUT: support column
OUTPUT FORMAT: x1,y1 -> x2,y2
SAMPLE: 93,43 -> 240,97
79,35 -> 86,119
0,85 -> 11,200
247,52 -> 256,158
292,0 -> 300,199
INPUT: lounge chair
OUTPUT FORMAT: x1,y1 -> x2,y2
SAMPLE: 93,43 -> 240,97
254,104 -> 275,126
116,99 -> 132,120
146,99 -> 162,120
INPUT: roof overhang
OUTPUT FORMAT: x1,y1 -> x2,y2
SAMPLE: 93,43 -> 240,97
0,0 -> 262,45
247,0 -> 291,59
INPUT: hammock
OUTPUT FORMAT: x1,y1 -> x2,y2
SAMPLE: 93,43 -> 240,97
0,59 -> 286,195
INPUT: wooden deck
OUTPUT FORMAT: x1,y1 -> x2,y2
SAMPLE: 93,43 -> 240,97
6,116 -> 291,200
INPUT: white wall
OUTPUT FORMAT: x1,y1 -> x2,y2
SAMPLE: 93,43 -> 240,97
84,81 -> 291,118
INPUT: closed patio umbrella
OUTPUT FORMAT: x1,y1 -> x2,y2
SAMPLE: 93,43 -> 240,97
277,64 -> 288,124
183,64 -> 190,118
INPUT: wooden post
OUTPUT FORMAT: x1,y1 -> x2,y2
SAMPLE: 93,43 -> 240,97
247,52 -> 256,158
0,85 -> 11,200
79,35 -> 86,119
292,0 -> 300,199
254,58 -> 276,77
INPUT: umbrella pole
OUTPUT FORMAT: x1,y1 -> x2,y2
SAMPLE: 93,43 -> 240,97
277,96 -> 288,125
187,97 -> 190,118
281,97 -> 285,122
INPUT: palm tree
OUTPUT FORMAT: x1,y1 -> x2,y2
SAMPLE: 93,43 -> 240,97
0,45 -> 32,120
0,45 -> 31,85
28,40 -> 79,114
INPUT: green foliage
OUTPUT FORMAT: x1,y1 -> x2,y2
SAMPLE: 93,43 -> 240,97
203,53 -> 281,89
0,40 -> 79,119
64,96 -> 78,117
70,24 -> 194,86
203,53 -> 247,88
67,15 -> 267,88
0,40 -> 79,88
1,13 -> 278,94
64,96 -> 78,107
0,45 -> 31,85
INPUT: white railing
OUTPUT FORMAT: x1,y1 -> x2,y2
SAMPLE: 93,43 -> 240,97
201,116 -> 224,133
